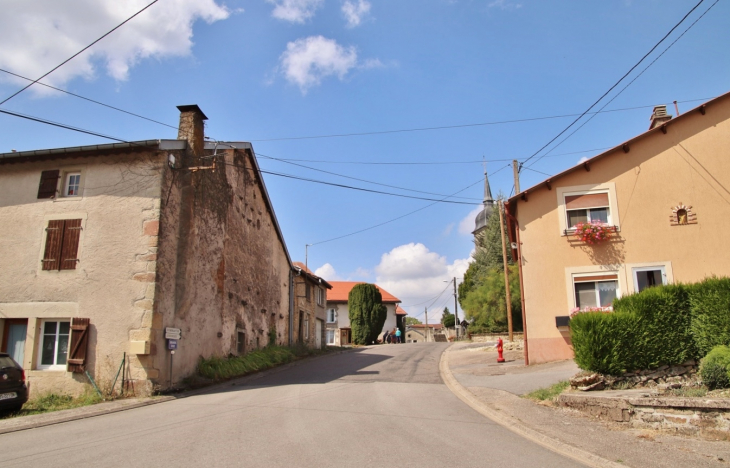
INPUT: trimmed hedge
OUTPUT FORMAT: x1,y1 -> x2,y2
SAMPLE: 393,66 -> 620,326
699,345 -> 730,390
571,277 -> 730,375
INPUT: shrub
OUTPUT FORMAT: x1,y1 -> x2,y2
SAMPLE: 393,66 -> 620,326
699,345 -> 730,390
689,277 -> 730,357
570,310 -> 638,375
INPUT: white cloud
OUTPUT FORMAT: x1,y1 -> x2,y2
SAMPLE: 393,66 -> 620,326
314,263 -> 340,281
279,36 -> 360,93
458,206 -> 482,235
267,0 -> 323,23
488,0 -> 522,10
342,0 -> 371,28
0,0 -> 230,92
577,156 -> 589,164
375,243 -> 471,322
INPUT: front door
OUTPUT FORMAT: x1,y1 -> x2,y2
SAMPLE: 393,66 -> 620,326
2,319 -> 28,366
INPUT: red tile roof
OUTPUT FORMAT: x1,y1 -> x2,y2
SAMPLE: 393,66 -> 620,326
292,262 -> 332,289
327,281 -> 401,303
395,306 -> 408,316
408,323 -> 443,329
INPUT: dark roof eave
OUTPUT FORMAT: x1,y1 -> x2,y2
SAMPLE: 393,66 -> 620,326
0,140 -> 185,164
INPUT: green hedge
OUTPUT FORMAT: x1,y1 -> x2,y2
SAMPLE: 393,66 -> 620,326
570,277 -> 730,375
699,345 -> 730,390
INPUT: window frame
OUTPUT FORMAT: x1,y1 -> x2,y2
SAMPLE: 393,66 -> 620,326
573,276 -> 619,310
326,309 -> 336,323
304,315 -> 310,340
316,287 -> 324,306
63,172 -> 82,197
326,329 -> 336,345
37,319 -> 71,371
565,265 -> 627,313
627,262 -> 673,294
557,183 -> 620,236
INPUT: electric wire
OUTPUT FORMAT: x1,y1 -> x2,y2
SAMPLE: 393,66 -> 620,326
0,0 -> 160,106
525,0 -> 721,170
518,0 -> 706,170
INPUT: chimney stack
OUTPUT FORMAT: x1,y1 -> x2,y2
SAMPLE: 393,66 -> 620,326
649,105 -> 672,130
176,105 -> 208,157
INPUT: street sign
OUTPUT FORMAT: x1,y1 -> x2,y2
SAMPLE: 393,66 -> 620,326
167,339 -> 178,350
165,327 -> 181,340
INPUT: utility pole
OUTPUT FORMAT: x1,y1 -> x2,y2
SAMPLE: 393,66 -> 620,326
453,277 -> 459,340
512,160 -> 521,194
424,307 -> 428,343
498,201 -> 513,342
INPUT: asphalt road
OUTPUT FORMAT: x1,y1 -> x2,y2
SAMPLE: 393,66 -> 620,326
1,343 -> 585,468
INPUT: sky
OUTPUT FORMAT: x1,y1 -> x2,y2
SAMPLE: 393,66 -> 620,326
1,0 -> 729,322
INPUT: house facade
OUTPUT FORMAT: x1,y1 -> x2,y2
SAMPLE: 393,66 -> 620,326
324,282 -> 404,346
0,105 -> 297,396
291,262 -> 332,349
405,323 -> 443,343
506,92 -> 730,364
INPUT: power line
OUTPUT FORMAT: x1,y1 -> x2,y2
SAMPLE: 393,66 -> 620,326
519,0 -> 707,169
0,108 -> 136,144
0,0 -> 160,106
0,68 -> 177,130
308,164 -> 512,246
255,151 -> 481,201
526,0 -> 720,169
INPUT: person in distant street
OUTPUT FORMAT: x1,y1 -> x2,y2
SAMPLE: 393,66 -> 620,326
383,330 -> 390,344
395,327 -> 402,344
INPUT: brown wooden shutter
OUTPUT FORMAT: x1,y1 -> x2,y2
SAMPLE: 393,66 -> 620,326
565,193 -> 609,210
42,220 -> 64,271
60,219 -> 82,270
67,318 -> 90,373
37,170 -> 60,199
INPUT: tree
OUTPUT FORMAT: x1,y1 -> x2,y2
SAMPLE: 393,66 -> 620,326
441,307 -> 455,328
405,316 -> 422,326
348,283 -> 387,345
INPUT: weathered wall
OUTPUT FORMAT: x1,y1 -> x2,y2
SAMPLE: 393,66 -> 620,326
0,151 -> 165,396
154,148 -> 291,389
291,275 -> 327,348
514,96 -> 730,363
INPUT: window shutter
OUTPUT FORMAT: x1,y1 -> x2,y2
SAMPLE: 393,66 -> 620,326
60,219 -> 82,270
37,170 -> 60,199
67,318 -> 90,373
565,193 -> 609,210
42,220 -> 64,271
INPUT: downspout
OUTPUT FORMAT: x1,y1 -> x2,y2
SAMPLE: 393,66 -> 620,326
506,207 -> 529,366
289,269 -> 294,346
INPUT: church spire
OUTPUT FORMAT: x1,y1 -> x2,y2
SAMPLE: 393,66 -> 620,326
482,163 -> 494,206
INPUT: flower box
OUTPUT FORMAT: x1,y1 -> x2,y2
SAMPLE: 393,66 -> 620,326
569,221 -> 615,244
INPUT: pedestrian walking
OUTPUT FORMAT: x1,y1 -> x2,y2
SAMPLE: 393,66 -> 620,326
395,327 -> 402,344
383,330 -> 390,344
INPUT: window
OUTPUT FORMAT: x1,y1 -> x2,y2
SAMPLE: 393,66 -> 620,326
37,170 -> 60,199
633,266 -> 666,293
316,287 -> 324,306
304,315 -> 310,340
565,192 -> 610,229
64,172 -> 81,197
38,320 -> 70,369
326,329 -> 335,345
305,283 -> 311,301
42,219 -> 82,271
236,331 -> 245,354
574,274 -> 619,309
327,309 -> 336,323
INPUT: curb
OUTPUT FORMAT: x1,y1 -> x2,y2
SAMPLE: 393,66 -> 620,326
0,347 -> 355,436
439,345 -> 624,468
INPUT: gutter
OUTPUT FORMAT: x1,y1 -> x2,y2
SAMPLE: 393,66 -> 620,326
505,209 -> 529,365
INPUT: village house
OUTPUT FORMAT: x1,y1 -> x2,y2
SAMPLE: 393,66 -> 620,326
0,105 -> 300,396
325,282 -> 405,346
506,91 -> 730,364
291,262 -> 332,349
405,322 -> 443,343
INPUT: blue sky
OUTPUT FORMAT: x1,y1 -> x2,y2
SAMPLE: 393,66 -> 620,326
1,0 -> 728,321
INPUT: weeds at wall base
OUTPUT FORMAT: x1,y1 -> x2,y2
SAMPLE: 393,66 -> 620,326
0,390 -> 103,420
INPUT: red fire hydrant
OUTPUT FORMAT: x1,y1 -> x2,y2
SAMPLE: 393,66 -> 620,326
497,337 -> 505,363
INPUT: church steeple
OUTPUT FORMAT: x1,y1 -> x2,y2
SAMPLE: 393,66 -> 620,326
472,165 -> 495,235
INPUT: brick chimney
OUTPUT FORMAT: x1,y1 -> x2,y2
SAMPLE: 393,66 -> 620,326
649,105 -> 672,130
176,105 -> 208,157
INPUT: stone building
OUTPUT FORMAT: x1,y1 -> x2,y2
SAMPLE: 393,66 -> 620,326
506,92 -> 730,364
291,262 -> 332,349
0,105 -> 297,396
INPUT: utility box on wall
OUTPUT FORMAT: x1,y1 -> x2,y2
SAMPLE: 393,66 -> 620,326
129,340 -> 150,355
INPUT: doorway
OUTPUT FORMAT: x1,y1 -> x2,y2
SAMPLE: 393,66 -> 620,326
1,319 -> 28,365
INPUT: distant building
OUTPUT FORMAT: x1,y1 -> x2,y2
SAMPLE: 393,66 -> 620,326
405,323 -> 443,343
291,262 -> 332,349
324,282 -> 404,345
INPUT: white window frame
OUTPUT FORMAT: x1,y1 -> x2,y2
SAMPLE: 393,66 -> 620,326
37,319 -> 71,370
557,183 -> 620,236
54,168 -> 85,201
565,265 -> 627,313
304,315 -> 310,340
627,262 -> 673,294
64,172 -> 82,197
327,309 -> 336,323
573,275 -> 620,310
316,287 -> 324,306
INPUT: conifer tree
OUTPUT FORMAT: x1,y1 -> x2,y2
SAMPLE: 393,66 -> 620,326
348,283 -> 387,345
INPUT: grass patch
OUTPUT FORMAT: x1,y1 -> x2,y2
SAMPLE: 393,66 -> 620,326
523,381 -> 569,401
1,391 -> 103,420
197,345 -> 342,381
667,386 -> 708,398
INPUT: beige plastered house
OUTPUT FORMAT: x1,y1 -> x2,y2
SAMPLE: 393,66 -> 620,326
0,105 -> 304,396
506,91 -> 730,364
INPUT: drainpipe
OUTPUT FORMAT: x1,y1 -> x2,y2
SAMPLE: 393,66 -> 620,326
289,269 -> 294,346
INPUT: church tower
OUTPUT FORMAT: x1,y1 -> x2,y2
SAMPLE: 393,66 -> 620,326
472,168 -> 495,236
